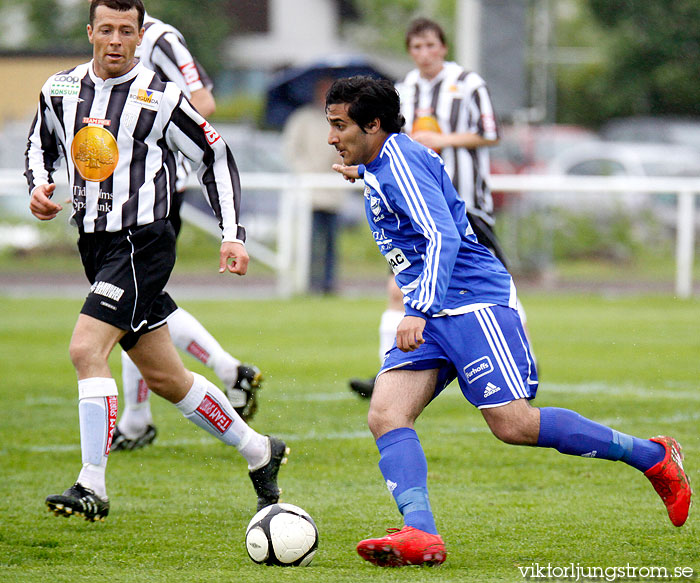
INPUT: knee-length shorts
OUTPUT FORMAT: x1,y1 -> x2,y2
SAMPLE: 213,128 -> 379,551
78,219 -> 178,351
379,305 -> 538,409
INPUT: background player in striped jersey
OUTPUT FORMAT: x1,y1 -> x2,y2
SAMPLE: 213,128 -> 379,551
25,0 -> 286,521
112,6 -> 263,453
327,75 -> 690,567
349,17 -> 510,399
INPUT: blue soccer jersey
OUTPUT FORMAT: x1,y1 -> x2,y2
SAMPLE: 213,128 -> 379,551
359,133 -> 516,319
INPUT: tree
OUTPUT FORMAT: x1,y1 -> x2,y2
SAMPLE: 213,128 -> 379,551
345,0 -> 455,58
3,0 -> 231,77
559,0 -> 700,125
141,0 -> 231,78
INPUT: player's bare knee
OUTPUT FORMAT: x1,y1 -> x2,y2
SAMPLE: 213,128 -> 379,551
69,337 -> 104,371
139,366 -> 192,403
367,406 -> 385,437
138,368 -> 173,393
483,402 -> 539,445
367,404 -> 397,439
489,421 -> 531,445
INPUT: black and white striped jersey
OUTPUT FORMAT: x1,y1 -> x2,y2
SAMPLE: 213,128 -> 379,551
25,61 -> 244,242
396,62 -> 500,225
137,12 -> 213,99
137,13 -> 214,192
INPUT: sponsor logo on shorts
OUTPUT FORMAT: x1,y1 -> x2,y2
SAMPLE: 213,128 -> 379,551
91,281 -> 125,302
483,382 -> 501,398
197,394 -> 232,433
386,479 -> 397,493
581,451 -> 597,458
187,341 -> 210,363
464,356 -> 493,384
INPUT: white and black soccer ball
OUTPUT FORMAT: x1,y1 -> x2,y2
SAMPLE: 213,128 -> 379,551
245,503 -> 319,566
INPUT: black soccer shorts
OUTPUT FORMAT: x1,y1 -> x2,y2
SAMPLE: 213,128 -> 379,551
78,219 -> 178,351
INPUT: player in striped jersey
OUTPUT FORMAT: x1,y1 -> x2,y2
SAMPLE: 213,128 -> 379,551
25,0 -> 287,521
326,76 -> 690,566
113,7 -> 263,454
349,17 -> 509,399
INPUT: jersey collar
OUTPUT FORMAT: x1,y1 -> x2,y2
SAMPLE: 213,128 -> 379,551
88,60 -> 143,87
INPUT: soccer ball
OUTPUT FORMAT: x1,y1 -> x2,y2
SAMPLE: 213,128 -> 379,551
245,503 -> 319,566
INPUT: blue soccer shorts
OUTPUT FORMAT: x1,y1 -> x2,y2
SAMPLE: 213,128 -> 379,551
379,305 -> 539,408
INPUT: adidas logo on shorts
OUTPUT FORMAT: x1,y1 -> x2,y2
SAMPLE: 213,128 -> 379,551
483,382 -> 501,398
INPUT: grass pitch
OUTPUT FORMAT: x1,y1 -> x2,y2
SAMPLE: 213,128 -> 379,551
0,292 -> 698,582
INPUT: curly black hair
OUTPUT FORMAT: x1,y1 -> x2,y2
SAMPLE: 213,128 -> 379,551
325,76 -> 405,134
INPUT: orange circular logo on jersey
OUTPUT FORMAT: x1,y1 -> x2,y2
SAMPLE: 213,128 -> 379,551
412,115 -> 442,134
412,116 -> 442,154
71,126 -> 119,182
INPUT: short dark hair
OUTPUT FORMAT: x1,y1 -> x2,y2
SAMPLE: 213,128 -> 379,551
90,0 -> 145,29
325,76 -> 405,134
405,17 -> 447,49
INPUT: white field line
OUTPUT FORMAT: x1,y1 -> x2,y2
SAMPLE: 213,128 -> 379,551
8,414 -> 700,455
26,381 -> 700,407
11,381 -> 698,454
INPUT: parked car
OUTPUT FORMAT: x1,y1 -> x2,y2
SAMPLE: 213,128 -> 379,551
600,116 -> 700,153
489,123 -> 597,210
528,140 -> 700,214
491,123 -> 597,175
547,140 -> 700,177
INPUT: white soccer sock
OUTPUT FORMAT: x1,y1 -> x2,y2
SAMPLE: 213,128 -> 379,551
167,308 -> 241,388
76,377 -> 118,499
378,309 -> 405,363
117,351 -> 153,438
175,372 -> 268,468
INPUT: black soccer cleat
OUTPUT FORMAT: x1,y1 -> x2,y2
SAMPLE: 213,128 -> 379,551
349,377 -> 375,399
249,436 -> 289,511
230,364 -> 263,422
46,483 -> 110,522
110,424 -> 157,451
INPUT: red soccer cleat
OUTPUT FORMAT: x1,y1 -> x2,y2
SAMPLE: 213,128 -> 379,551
356,526 -> 446,567
644,436 -> 692,527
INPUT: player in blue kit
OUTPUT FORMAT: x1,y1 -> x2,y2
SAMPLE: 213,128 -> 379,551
325,76 -> 691,567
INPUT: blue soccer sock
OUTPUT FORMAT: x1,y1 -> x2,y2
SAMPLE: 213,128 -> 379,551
537,407 -> 665,472
376,427 -> 438,535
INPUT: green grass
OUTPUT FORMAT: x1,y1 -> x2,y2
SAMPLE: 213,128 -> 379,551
1,293 -> 699,582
